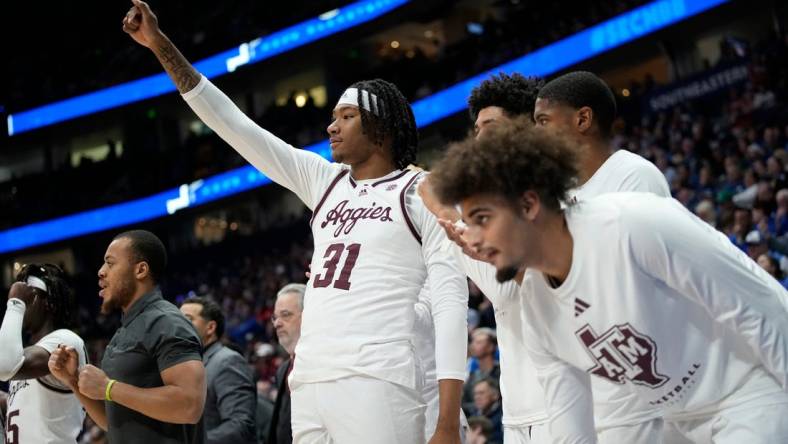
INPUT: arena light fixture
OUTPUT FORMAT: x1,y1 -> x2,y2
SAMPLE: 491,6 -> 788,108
6,0 -> 410,136
0,0 -> 728,254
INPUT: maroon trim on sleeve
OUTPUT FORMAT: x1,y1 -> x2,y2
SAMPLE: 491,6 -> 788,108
400,171 -> 423,244
310,169 -> 350,227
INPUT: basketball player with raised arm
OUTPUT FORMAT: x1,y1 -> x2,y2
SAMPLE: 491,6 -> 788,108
420,72 -> 670,443
123,1 -> 468,443
0,264 -> 87,444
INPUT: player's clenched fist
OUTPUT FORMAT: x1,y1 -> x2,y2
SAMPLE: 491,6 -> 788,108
48,345 -> 80,391
78,364 -> 111,400
8,282 -> 37,305
122,0 -> 163,48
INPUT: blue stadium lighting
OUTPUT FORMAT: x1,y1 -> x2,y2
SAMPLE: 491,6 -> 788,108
6,0 -> 410,136
0,0 -> 727,254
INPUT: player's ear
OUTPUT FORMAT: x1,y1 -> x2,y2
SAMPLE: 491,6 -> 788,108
519,191 -> 541,221
135,261 -> 150,281
576,106 -> 593,134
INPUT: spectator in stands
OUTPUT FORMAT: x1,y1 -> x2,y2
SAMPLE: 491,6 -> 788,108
756,254 -> 788,288
462,328 -> 499,414
695,199 -> 718,227
180,296 -> 257,444
466,416 -> 493,444
470,379 -> 503,444
268,283 -> 305,444
48,230 -> 206,444
745,229 -> 770,260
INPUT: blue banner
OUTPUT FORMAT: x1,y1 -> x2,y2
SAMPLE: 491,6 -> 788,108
0,0 -> 728,254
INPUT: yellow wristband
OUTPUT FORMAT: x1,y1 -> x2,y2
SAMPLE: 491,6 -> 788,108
105,379 -> 117,402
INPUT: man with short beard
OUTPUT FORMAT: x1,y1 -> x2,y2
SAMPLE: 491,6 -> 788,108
48,230 -> 207,444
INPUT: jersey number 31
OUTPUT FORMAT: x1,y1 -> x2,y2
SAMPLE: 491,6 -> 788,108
313,243 -> 361,290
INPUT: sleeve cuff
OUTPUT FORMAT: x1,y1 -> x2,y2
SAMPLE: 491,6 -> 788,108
6,298 -> 26,313
435,371 -> 466,381
180,75 -> 208,101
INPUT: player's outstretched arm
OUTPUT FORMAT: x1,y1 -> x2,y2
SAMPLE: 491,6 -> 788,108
418,177 -> 461,222
122,0 -> 337,208
628,198 -> 788,389
122,0 -> 199,94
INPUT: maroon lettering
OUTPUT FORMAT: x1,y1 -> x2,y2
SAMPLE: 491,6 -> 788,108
321,200 -> 393,237
576,323 -> 669,388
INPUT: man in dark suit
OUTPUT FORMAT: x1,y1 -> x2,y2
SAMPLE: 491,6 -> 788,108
181,297 -> 257,444
268,283 -> 305,444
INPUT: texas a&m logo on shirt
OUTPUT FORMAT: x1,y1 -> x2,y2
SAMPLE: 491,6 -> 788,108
575,323 -> 669,388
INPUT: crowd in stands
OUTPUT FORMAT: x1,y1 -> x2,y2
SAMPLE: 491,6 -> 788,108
1,0 -> 649,230
616,31 -> 788,287
3,1 -> 788,442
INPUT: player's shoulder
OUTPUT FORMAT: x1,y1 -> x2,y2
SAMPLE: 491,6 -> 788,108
38,329 -> 84,348
610,150 -> 662,176
598,192 -> 680,235
34,329 -> 85,359
569,192 -> 670,241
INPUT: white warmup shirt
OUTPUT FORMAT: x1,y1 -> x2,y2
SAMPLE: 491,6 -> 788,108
448,148 -> 671,430
6,330 -> 87,444
521,192 -> 788,443
183,76 -> 468,390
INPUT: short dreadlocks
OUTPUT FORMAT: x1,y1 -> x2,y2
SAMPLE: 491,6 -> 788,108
16,263 -> 76,330
347,79 -> 419,169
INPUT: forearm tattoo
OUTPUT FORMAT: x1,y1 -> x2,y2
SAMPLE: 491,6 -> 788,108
154,38 -> 201,93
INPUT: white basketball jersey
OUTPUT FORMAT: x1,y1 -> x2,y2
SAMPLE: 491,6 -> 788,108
184,75 -> 468,391
5,330 -> 87,444
293,169 -> 428,389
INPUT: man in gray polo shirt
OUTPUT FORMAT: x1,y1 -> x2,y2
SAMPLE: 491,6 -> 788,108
48,230 -> 206,444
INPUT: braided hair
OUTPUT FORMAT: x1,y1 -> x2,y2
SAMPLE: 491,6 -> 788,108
15,263 -> 76,330
348,79 -> 418,169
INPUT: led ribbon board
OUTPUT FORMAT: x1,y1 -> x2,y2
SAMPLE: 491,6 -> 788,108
0,0 -> 728,254
6,0 -> 410,136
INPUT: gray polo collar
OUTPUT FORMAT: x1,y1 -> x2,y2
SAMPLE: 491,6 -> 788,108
121,288 -> 163,327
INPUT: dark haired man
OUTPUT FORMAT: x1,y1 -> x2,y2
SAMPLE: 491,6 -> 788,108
180,297 -> 256,444
420,71 -> 672,443
123,2 -> 468,443
0,263 -> 87,443
49,230 -> 206,444
534,71 -> 668,202
468,72 -> 543,138
431,125 -> 788,444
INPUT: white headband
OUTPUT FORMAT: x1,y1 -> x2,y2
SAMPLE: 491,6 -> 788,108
335,88 -> 382,116
27,276 -> 48,293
